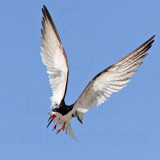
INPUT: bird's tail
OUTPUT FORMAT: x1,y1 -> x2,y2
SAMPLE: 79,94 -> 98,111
47,111 -> 77,140
63,123 -> 77,140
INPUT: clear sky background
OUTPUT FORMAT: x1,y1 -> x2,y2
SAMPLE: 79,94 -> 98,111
0,0 -> 160,159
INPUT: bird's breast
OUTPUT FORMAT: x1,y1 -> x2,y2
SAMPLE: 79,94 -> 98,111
61,110 -> 73,123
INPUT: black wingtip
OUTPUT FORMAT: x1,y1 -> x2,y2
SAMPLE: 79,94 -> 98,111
148,35 -> 155,43
146,35 -> 155,45
149,35 -> 155,40
42,5 -> 47,12
152,35 -> 156,38
41,5 -> 62,44
42,5 -> 50,19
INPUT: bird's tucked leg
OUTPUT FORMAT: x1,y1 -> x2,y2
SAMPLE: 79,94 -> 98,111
53,117 -> 60,130
56,122 -> 66,134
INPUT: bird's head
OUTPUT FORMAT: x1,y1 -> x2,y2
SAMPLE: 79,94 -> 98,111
51,108 -> 62,118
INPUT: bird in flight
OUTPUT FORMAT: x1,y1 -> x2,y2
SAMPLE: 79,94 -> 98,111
40,5 -> 155,140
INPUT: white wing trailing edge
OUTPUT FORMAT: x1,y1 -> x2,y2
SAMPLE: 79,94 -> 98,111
40,6 -> 69,107
73,35 -> 155,123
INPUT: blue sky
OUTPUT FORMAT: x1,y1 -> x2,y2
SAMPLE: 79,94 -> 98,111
0,0 -> 160,159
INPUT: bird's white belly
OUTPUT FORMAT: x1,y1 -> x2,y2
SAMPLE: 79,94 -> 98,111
61,111 -> 73,123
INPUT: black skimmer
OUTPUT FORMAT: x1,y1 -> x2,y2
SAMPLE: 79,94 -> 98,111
40,5 -> 155,140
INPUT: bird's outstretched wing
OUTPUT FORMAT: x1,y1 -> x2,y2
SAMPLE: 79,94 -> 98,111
40,5 -> 69,107
73,35 -> 155,123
